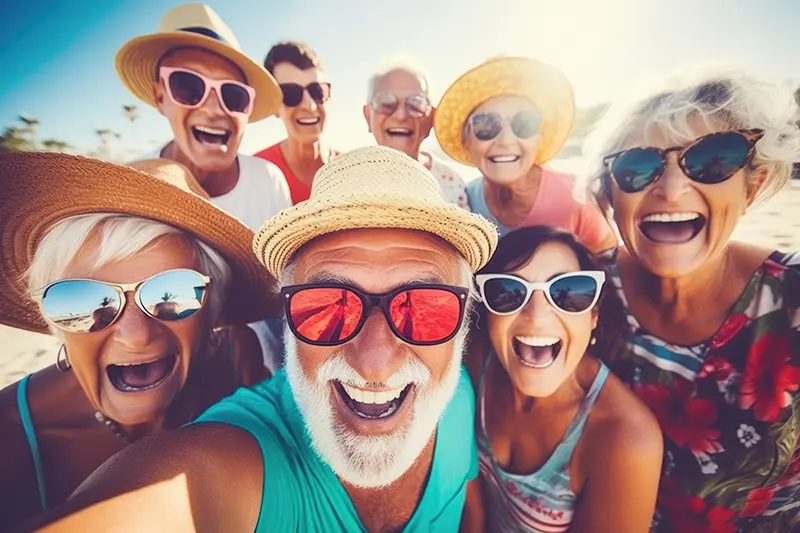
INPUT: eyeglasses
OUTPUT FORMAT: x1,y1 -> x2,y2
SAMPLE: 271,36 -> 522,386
281,283 -> 468,346
35,269 -> 211,333
603,129 -> 764,193
468,110 -> 542,141
279,82 -> 331,107
475,271 -> 605,316
159,66 -> 255,117
370,92 -> 431,119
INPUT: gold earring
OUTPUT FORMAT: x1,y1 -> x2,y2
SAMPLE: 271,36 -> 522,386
56,344 -> 71,372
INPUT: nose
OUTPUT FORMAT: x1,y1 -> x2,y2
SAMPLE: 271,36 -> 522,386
495,121 -> 517,144
392,101 -> 409,121
520,289 -> 555,320
200,87 -> 227,116
109,293 -> 161,350
652,153 -> 693,203
299,89 -> 318,112
346,308 -> 401,383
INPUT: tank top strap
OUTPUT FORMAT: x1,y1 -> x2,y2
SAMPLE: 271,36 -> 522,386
477,352 -> 493,445
17,374 -> 48,511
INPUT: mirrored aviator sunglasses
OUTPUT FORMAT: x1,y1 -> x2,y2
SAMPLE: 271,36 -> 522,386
475,271 -> 606,316
279,82 -> 332,107
371,92 -> 431,118
36,269 -> 211,333
469,109 -> 542,141
603,129 -> 765,193
281,283 -> 468,346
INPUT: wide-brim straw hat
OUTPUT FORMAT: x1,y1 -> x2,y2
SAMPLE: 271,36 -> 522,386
435,56 -> 576,166
254,146 -> 499,278
116,3 -> 281,122
0,152 -> 277,334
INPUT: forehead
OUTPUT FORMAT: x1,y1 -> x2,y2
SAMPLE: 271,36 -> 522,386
374,69 -> 424,95
272,62 -> 325,85
473,94 -> 536,116
621,112 -> 730,151
160,47 -> 245,82
512,241 -> 581,281
290,228 -> 464,292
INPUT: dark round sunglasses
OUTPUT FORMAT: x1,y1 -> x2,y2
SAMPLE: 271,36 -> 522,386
36,269 -> 211,334
476,271 -> 605,316
469,109 -> 542,142
281,283 -> 468,346
370,92 -> 431,118
603,129 -> 765,193
280,82 -> 331,107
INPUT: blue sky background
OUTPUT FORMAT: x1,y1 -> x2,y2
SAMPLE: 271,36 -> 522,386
2,0 -> 799,163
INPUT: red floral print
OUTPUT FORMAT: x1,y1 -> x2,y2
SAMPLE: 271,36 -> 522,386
740,486 -> 776,517
659,478 -> 737,533
739,332 -> 800,422
698,355 -> 735,381
710,313 -> 749,350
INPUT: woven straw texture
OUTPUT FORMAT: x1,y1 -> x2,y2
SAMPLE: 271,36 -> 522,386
253,146 -> 499,278
0,152 -> 276,334
434,57 -> 575,166
115,3 -> 280,122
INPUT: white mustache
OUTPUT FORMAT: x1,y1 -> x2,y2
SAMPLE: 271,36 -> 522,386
316,353 -> 431,389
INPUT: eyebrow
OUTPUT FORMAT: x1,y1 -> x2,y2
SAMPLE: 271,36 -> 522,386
304,272 -> 448,290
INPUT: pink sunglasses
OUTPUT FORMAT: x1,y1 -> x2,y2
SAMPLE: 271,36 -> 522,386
159,66 -> 255,117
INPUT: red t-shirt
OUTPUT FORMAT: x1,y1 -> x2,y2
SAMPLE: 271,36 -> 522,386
253,143 -> 311,205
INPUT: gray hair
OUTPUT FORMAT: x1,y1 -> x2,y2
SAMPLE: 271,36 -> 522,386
27,214 -> 231,339
366,55 -> 430,105
584,68 -> 800,217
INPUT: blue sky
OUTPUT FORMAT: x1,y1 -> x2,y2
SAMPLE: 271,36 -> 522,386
2,0 -> 799,161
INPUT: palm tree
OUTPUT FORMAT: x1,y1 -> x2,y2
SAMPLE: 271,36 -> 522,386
0,126 -> 31,152
95,128 -> 121,160
18,114 -> 40,150
41,139 -> 72,153
123,104 -> 139,155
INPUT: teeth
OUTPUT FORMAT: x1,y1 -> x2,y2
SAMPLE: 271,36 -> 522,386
194,125 -> 227,135
341,383 -> 403,404
387,128 -> 411,134
642,212 -> 701,223
515,336 -> 560,347
297,117 -> 319,124
489,155 -> 519,163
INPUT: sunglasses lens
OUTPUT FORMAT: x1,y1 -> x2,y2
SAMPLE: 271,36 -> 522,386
280,84 -> 304,107
287,287 -> 363,344
610,148 -> 664,193
168,71 -> 206,106
683,132 -> 751,184
471,113 -> 502,141
405,95 -> 430,118
549,275 -> 599,314
306,82 -> 331,104
373,92 -> 399,115
510,110 -> 541,138
482,277 -> 529,314
41,280 -> 121,333
389,288 -> 461,344
220,83 -> 252,114
139,270 -> 207,321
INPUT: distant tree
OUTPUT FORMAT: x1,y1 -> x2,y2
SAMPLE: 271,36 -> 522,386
41,139 -> 72,152
18,114 -> 40,150
0,126 -> 32,153
94,128 -> 121,160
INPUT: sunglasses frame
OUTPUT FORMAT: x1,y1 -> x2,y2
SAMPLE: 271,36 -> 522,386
159,66 -> 256,117
34,268 -> 211,333
468,109 -> 543,142
475,271 -> 606,316
370,92 -> 432,118
603,129 -> 765,193
281,282 -> 469,347
279,82 -> 332,107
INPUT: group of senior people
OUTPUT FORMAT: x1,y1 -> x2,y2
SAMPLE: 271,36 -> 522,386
0,3 -> 799,533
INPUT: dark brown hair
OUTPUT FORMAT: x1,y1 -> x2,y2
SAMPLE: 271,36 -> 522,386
477,225 -> 629,363
263,41 -> 323,74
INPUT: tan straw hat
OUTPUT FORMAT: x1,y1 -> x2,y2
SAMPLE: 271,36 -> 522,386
115,3 -> 281,122
0,152 -> 276,334
435,56 -> 575,166
254,146 -> 499,278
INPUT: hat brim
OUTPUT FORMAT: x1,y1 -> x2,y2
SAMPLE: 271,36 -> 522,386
115,32 -> 281,122
0,152 -> 277,334
434,57 -> 575,166
254,196 -> 499,279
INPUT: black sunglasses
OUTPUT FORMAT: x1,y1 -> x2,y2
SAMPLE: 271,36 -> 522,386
280,82 -> 331,107
603,129 -> 764,193
370,92 -> 431,118
281,283 -> 468,346
469,110 -> 542,141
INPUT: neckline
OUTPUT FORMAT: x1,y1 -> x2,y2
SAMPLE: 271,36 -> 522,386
477,171 -> 546,231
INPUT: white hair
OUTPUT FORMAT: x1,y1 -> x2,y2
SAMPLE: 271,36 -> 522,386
584,67 -> 800,216
27,214 -> 231,338
366,54 -> 431,105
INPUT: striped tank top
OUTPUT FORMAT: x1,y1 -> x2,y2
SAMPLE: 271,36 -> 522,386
476,355 -> 609,532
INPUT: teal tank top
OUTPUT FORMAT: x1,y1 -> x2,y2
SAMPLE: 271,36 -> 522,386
196,366 -> 478,532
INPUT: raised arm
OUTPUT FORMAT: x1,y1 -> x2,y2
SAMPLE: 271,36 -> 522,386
22,423 -> 263,533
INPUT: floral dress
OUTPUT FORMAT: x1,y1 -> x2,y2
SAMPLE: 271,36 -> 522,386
609,251 -> 800,533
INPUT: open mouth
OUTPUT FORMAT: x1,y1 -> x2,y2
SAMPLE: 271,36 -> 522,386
106,354 -> 177,393
386,127 -> 413,138
512,336 -> 563,369
488,155 -> 520,163
334,381 -> 413,419
296,117 -> 320,126
192,125 -> 231,148
639,212 -> 706,244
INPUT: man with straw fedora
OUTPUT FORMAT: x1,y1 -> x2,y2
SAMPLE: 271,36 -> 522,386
116,3 -> 293,369
32,146 -> 498,533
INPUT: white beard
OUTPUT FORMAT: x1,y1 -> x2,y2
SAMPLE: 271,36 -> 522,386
284,322 -> 466,488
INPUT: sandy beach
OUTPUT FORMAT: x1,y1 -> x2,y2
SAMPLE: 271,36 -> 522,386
2,180 -> 799,390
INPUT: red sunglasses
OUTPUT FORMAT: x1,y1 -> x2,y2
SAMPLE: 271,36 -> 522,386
281,283 -> 469,346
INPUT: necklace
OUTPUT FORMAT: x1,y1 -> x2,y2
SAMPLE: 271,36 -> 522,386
94,411 -> 132,445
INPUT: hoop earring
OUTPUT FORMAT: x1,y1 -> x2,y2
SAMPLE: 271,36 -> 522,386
56,344 -> 71,372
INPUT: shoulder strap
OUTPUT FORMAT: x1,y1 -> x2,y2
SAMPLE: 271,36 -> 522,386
17,374 -> 47,511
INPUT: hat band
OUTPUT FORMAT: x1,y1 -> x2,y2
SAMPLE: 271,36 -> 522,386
178,26 -> 230,45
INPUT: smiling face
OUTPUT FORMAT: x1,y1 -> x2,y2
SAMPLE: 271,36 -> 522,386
272,62 -> 329,143
463,95 -> 542,185
486,241 -> 597,398
283,228 -> 468,488
610,115 -> 758,278
58,233 -> 209,427
154,47 -> 248,172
